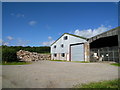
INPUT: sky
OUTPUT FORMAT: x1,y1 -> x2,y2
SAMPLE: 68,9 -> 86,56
2,2 -> 118,46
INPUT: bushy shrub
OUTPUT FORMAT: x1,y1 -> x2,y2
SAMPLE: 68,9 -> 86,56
2,47 -> 18,62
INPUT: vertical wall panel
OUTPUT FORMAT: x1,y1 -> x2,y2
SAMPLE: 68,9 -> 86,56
71,44 -> 84,61
118,28 -> 120,63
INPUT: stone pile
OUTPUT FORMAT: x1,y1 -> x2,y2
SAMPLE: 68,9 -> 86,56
17,50 -> 51,62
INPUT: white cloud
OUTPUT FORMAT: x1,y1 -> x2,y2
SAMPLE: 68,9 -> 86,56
1,39 -> 9,46
16,13 -> 25,18
48,36 -> 52,40
42,40 -> 55,46
6,36 -> 13,40
74,25 -> 111,38
11,13 -> 25,18
17,39 -> 30,46
2,41 -> 9,46
42,36 -> 55,46
3,42 -> 9,46
28,21 -> 37,26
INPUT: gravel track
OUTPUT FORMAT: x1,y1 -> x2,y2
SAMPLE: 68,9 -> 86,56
2,61 -> 118,88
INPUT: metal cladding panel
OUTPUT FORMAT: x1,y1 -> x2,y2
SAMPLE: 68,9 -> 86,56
71,44 -> 84,61
118,29 -> 120,63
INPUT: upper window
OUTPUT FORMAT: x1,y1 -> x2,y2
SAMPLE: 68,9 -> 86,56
61,44 -> 64,48
61,53 -> 65,57
64,36 -> 68,40
54,45 -> 56,48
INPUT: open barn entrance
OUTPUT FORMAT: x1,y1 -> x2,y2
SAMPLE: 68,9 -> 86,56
90,35 -> 119,62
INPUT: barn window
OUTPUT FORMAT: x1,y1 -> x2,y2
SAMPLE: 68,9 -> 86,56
61,44 -> 64,48
54,53 -> 57,57
54,45 -> 56,48
64,36 -> 68,40
61,53 -> 65,57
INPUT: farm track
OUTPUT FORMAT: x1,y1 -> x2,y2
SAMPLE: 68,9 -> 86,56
2,61 -> 118,88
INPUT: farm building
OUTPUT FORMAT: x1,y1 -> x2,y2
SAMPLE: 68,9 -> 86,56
88,26 -> 120,62
50,33 -> 89,61
51,26 -> 120,62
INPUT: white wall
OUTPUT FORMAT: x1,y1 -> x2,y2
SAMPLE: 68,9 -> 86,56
51,34 -> 87,60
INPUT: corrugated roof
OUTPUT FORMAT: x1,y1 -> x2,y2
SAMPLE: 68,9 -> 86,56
89,26 -> 120,39
50,33 -> 87,46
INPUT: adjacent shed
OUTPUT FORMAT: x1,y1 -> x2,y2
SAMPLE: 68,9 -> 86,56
88,27 -> 120,62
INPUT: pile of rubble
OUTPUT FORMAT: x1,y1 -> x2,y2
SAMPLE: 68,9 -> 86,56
17,50 -> 51,62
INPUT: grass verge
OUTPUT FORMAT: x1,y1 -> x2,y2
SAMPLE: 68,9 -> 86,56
72,61 -> 90,63
1,62 -> 32,65
50,60 -> 90,63
110,63 -> 120,67
73,79 -> 120,88
50,60 -> 67,62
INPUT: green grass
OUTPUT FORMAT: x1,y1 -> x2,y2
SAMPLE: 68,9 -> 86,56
73,79 -> 120,88
110,63 -> 120,67
50,60 -> 67,62
50,60 -> 90,63
72,61 -> 90,63
1,62 -> 32,65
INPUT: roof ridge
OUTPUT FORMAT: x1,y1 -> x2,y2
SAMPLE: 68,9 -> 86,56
64,33 -> 87,40
51,33 -> 87,46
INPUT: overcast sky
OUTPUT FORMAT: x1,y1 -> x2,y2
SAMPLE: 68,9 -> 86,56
2,2 -> 118,46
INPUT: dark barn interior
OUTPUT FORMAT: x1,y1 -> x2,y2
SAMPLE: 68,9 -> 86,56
89,35 -> 119,62
90,35 -> 118,48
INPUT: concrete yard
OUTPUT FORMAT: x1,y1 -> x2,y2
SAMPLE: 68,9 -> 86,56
2,61 -> 118,88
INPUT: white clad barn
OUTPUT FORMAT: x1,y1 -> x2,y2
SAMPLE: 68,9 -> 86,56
51,33 -> 90,61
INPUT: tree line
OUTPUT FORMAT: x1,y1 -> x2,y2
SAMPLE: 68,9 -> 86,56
1,45 -> 50,62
